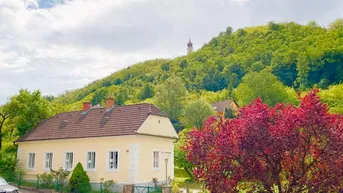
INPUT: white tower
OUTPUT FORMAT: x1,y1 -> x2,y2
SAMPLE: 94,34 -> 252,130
187,39 -> 193,55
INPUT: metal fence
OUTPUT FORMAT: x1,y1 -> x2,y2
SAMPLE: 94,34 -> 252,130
15,174 -> 161,193
133,186 -> 162,193
16,178 -> 123,193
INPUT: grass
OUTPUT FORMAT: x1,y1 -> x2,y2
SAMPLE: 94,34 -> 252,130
174,167 -> 202,190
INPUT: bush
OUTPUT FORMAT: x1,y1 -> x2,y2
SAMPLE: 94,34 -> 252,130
0,153 -> 17,181
100,178 -> 115,193
38,173 -> 53,189
51,167 -> 70,192
69,163 -> 91,193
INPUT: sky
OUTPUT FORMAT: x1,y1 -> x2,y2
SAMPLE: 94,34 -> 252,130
0,0 -> 343,104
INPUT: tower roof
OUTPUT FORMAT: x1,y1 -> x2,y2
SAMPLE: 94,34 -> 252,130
187,39 -> 193,47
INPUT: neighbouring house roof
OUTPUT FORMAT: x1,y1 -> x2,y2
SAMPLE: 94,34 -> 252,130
16,103 -> 167,142
212,100 -> 239,113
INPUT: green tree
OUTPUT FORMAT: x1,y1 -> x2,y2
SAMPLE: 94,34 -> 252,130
69,163 -> 91,193
154,77 -> 186,121
328,18 -> 343,30
91,89 -> 108,106
174,128 -> 193,179
319,84 -> 343,114
139,84 -> 154,100
234,70 -> 297,107
183,99 -> 215,129
2,89 -> 51,137
0,108 -> 9,150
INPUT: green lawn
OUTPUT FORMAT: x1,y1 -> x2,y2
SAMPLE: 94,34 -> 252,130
174,167 -> 201,190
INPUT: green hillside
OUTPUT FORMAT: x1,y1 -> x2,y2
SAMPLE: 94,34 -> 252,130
52,20 -> 343,112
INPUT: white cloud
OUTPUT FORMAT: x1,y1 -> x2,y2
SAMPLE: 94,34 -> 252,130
0,0 -> 342,104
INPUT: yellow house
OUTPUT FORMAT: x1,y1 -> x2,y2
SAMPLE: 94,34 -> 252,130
16,98 -> 178,188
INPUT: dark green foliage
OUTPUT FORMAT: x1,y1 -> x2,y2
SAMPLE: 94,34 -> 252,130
179,60 -> 188,69
171,119 -> 184,133
161,63 -> 170,71
113,78 -> 122,85
113,88 -> 129,106
0,151 -> 16,181
139,84 -> 154,100
224,107 -> 236,119
91,89 -> 108,105
202,70 -> 227,91
69,163 -> 91,193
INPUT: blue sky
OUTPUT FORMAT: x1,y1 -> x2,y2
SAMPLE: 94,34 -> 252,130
0,0 -> 343,104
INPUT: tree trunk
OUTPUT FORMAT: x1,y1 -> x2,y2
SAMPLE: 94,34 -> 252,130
184,167 -> 194,179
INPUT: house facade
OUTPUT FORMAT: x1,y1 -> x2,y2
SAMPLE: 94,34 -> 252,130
16,99 -> 178,187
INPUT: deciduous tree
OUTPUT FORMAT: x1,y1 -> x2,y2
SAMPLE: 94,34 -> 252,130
183,99 -> 215,129
154,77 -> 186,121
234,70 -> 297,107
184,90 -> 343,192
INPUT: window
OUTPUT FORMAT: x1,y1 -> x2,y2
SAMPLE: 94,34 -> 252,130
86,152 -> 96,170
153,151 -> 159,169
45,153 -> 53,169
28,153 -> 35,169
65,152 -> 74,170
108,151 -> 119,171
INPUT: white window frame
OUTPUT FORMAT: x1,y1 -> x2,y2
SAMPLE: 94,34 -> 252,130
64,152 -> 74,171
27,152 -> 36,170
85,151 -> 96,172
44,152 -> 53,170
152,149 -> 160,171
107,150 -> 120,172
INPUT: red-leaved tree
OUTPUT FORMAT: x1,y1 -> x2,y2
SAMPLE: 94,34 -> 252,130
183,90 -> 343,193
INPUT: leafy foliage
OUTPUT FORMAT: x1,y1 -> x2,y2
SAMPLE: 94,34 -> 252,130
51,20 -> 343,113
51,167 -> 70,192
2,89 -> 52,137
174,128 -> 194,179
234,70 -> 298,107
183,99 -> 215,129
69,163 -> 91,193
38,173 -> 54,189
154,77 -> 187,121
184,90 -> 343,192
100,178 -> 116,193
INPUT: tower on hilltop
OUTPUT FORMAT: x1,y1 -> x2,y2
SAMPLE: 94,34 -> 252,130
187,39 -> 193,55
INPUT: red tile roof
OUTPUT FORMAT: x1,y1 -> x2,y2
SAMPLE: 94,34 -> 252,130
16,103 -> 167,142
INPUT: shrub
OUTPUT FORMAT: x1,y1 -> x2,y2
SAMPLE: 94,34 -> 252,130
69,163 -> 91,193
100,178 -> 115,193
38,173 -> 53,189
51,167 -> 70,192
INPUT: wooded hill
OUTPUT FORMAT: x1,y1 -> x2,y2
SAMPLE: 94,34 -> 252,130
52,20 -> 343,112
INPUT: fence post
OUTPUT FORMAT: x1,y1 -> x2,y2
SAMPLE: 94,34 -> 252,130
100,182 -> 103,193
147,186 -> 150,193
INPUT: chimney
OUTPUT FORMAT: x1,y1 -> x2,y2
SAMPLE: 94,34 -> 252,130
83,102 -> 91,112
106,98 -> 115,109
